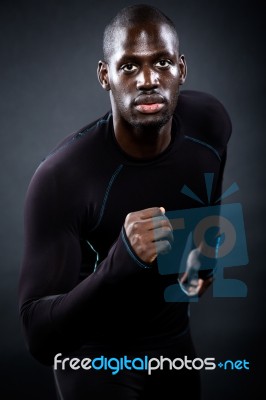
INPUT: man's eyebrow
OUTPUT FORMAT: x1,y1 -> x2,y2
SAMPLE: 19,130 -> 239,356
117,51 -> 177,64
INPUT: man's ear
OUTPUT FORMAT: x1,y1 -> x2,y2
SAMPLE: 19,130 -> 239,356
179,55 -> 187,85
97,61 -> 111,91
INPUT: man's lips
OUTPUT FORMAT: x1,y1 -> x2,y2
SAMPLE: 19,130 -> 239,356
134,94 -> 165,114
135,103 -> 165,113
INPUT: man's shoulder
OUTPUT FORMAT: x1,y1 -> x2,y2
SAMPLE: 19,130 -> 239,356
45,111 -> 112,162
176,90 -> 232,156
177,90 -> 230,117
27,111 -> 114,197
31,111 -> 113,183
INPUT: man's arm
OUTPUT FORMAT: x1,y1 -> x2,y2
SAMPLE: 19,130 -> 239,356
18,165 -> 173,365
178,151 -> 227,297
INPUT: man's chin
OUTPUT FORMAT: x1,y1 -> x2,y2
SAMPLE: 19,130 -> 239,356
130,114 -> 172,131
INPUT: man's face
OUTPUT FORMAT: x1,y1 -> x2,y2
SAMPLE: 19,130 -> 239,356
102,22 -> 186,130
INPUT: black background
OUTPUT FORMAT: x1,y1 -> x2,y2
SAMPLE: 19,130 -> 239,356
0,0 -> 265,398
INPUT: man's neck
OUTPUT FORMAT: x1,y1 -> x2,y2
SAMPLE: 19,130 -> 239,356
113,119 -> 173,159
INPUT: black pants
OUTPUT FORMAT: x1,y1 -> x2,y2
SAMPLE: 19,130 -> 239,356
53,330 -> 201,400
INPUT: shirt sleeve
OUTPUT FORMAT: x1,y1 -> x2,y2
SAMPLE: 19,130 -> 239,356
197,150 -> 226,279
18,163 -> 150,366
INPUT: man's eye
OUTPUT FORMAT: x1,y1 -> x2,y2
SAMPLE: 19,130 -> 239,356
155,60 -> 172,68
121,64 -> 137,72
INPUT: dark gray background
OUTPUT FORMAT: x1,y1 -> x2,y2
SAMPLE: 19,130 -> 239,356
0,0 -> 265,398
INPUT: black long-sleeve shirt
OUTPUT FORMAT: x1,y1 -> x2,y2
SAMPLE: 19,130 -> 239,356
18,90 -> 232,366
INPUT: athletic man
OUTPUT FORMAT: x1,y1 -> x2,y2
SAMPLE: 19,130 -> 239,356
19,4 -> 231,399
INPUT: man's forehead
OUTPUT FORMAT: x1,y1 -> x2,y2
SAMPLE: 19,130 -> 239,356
112,23 -> 179,58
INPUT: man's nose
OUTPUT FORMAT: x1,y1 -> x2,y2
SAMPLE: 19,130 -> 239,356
136,66 -> 159,90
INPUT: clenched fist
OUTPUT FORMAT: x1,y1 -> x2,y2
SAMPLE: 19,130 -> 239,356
124,207 -> 173,264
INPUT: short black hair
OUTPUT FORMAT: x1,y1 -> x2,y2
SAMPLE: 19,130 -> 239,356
103,4 -> 179,62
